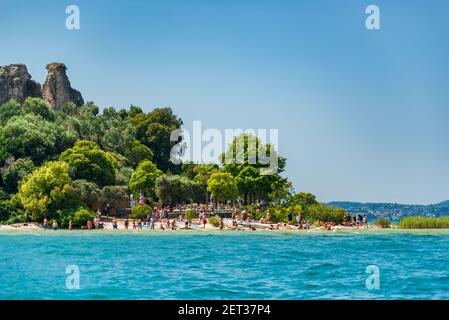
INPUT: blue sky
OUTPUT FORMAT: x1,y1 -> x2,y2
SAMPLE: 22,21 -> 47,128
1,0 -> 448,204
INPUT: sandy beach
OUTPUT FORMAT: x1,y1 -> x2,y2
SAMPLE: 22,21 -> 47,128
3,219 -> 449,235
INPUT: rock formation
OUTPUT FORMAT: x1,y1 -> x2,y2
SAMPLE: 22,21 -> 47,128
0,64 -> 41,105
42,63 -> 84,110
0,62 -> 84,109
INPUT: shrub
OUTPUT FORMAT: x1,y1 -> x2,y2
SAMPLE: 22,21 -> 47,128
131,205 -> 151,220
302,204 -> 345,224
71,208 -> 95,228
270,206 -> 288,223
398,216 -> 449,229
208,216 -> 220,227
374,217 -> 391,228
185,208 -> 197,220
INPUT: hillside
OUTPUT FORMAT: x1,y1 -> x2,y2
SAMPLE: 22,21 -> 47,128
327,201 -> 449,221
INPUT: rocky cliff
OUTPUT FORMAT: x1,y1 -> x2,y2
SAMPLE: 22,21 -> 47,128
0,64 -> 41,105
42,63 -> 84,110
0,62 -> 83,109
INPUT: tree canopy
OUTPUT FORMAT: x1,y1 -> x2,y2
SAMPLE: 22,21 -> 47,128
60,140 -> 118,188
129,160 -> 162,199
0,98 -> 348,225
17,161 -> 76,221
207,172 -> 238,204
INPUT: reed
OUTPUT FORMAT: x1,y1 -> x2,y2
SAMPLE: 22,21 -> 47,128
374,217 -> 391,228
398,216 -> 449,229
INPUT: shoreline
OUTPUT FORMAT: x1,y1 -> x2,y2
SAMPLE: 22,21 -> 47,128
2,222 -> 449,235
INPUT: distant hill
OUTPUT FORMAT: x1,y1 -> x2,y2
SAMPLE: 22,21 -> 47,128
436,200 -> 449,208
326,200 -> 449,221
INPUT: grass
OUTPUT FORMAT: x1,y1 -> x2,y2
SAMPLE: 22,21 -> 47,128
398,216 -> 449,229
374,217 -> 391,228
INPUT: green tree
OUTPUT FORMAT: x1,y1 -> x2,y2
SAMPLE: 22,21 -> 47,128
129,107 -> 183,172
22,97 -> 55,121
60,140 -> 118,187
290,192 -> 319,207
100,185 -> 129,210
125,140 -> 154,167
100,109 -> 136,156
182,163 -> 219,204
155,174 -> 196,206
0,99 -> 21,125
302,204 -> 345,224
71,179 -> 101,208
17,161 -> 77,221
221,133 -> 289,204
1,114 -> 61,164
0,134 -> 10,167
0,158 -> 35,194
129,160 -> 162,198
115,166 -> 134,186
207,172 -> 238,205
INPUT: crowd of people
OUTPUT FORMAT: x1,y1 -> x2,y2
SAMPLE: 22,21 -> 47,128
343,213 -> 368,228
41,202 -> 369,231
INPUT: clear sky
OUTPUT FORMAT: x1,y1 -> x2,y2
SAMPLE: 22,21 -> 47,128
1,0 -> 448,204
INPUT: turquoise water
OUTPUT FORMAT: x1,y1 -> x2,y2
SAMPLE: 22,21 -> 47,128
1,231 -> 449,300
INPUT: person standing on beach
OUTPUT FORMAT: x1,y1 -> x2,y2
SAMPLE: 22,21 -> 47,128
295,212 -> 301,226
201,212 -> 207,229
43,218 -> 48,229
287,211 -> 293,224
52,220 -> 58,230
68,219 -> 73,231
94,216 -> 100,229
124,218 -> 129,229
112,219 -> 118,230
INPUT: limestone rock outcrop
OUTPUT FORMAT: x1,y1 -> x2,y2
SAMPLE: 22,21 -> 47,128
42,63 -> 84,110
0,64 -> 42,105
0,62 -> 84,109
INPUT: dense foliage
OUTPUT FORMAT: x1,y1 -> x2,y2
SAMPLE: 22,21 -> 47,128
0,97 -> 346,226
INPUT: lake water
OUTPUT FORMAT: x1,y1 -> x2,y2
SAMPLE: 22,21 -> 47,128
1,230 -> 449,299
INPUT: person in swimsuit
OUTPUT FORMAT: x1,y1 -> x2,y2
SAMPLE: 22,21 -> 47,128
201,212 -> 207,229
124,219 -> 129,230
